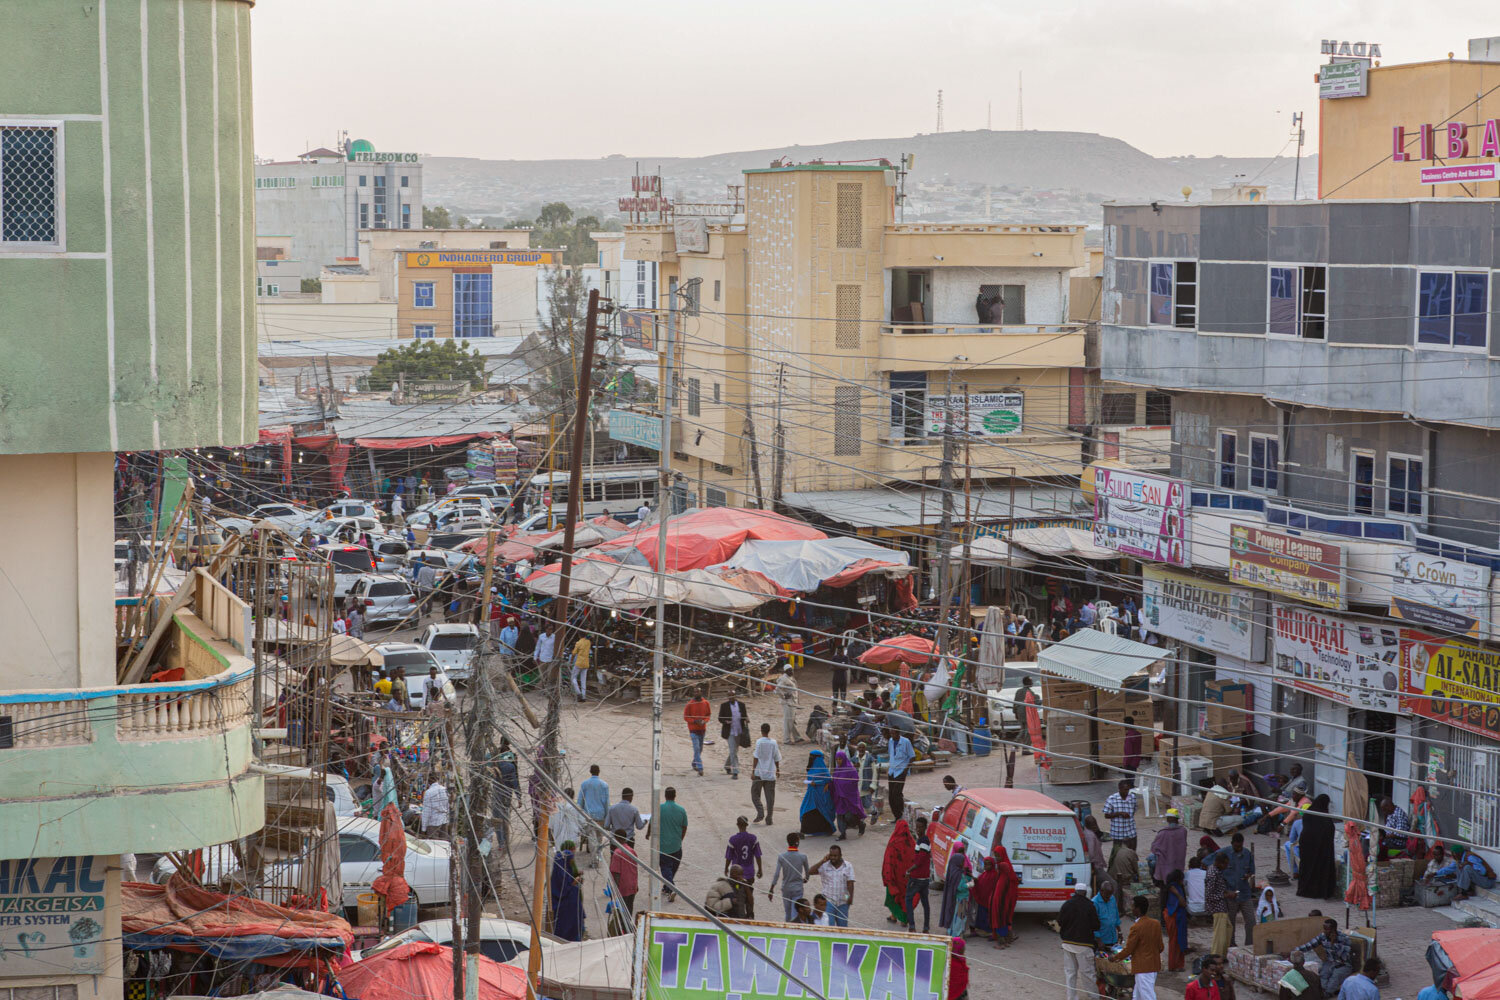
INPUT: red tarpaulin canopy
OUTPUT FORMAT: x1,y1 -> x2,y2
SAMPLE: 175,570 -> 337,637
354,432 -> 497,450
338,941 -> 526,1000
593,507 -> 826,573
858,634 -> 936,665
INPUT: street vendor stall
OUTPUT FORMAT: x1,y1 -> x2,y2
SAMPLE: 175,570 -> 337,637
1035,627 -> 1166,785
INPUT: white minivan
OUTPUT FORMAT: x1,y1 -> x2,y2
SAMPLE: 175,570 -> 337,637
929,788 -> 1090,913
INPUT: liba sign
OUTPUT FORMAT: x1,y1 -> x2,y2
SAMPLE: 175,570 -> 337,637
633,914 -> 949,1000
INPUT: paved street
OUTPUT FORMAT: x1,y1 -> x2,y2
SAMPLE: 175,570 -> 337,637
486,662 -> 1452,1000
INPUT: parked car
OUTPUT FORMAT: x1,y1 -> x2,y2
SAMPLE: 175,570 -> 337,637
309,543 -> 380,600
170,528 -> 225,563
115,538 -> 132,572
927,788 -> 1088,914
348,574 -> 418,624
407,494 -> 493,524
419,623 -> 481,681
369,535 -> 410,573
359,918 -> 546,965
255,763 -> 361,818
219,502 -> 313,535
313,515 -> 384,542
319,499 -> 382,521
373,643 -> 452,709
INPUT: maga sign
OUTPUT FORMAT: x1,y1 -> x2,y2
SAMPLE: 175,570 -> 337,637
635,914 -> 948,1000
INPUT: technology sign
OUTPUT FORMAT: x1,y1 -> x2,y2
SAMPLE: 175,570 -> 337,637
0,856 -> 107,976
1271,604 -> 1399,712
1091,468 -> 1189,566
634,914 -> 949,1000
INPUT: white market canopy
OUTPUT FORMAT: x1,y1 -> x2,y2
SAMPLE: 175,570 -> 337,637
1037,627 -> 1167,691
948,527 -> 1117,567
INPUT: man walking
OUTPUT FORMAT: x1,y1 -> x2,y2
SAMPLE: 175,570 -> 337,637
905,815 -> 933,934
725,817 -> 763,915
578,764 -> 610,861
1105,779 -> 1140,850
751,723 -> 781,825
885,726 -> 915,821
607,788 -> 646,844
608,833 -> 639,932
1059,884 -> 1102,1000
421,776 -> 450,839
1114,894 -> 1163,1000
1212,832 -> 1258,947
1150,808 -> 1189,883
657,786 -> 689,903
683,687 -> 712,775
768,832 -> 811,922
776,664 -> 800,744
718,692 -> 750,779
809,844 -> 855,927
570,634 -> 591,702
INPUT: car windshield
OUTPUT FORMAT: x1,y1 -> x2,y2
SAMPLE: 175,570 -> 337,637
382,651 -> 436,670
328,549 -> 373,572
429,634 -> 476,650
370,582 -> 408,597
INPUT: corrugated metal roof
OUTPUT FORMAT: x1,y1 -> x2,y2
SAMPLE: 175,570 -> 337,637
782,484 -> 1087,529
329,400 -> 522,439
259,336 -> 528,361
1037,628 -> 1166,691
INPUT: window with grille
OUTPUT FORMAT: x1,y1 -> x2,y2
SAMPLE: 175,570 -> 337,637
713,383 -> 721,404
712,463 -> 732,475
1,123 -> 61,247
834,386 -> 862,455
706,487 -> 728,507
836,183 -> 862,248
1100,392 -> 1136,425
413,281 -> 434,308
686,377 -> 701,416
414,324 -> 435,339
713,279 -> 721,302
1145,390 -> 1172,426
0,985 -> 78,1000
835,284 -> 861,348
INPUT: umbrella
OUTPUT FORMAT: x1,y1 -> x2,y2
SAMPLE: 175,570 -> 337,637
370,803 -> 410,910
339,941 -> 526,1000
858,634 -> 936,665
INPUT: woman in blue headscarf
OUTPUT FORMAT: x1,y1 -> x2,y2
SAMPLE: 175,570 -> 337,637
549,841 -> 585,941
799,749 -> 836,836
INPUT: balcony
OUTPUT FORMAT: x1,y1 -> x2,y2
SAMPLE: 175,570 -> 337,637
877,433 -> 1085,481
0,571 -> 264,859
883,223 -> 1086,270
876,323 -> 1087,370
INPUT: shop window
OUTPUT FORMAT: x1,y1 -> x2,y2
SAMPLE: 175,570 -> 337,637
1217,431 -> 1237,489
1149,260 -> 1197,328
1249,432 -> 1279,492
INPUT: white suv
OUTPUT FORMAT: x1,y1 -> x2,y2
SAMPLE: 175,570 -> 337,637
419,623 -> 481,681
348,574 -> 417,625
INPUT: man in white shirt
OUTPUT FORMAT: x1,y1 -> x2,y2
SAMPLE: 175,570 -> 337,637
751,723 -> 782,826
636,503 -> 651,524
808,844 -> 855,927
421,778 -> 450,839
775,665 -> 800,744
1185,857 -> 1208,914
423,667 -> 449,709
535,630 -> 557,675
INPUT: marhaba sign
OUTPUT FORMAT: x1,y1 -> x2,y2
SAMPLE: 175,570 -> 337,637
635,915 -> 949,1000
1141,565 -> 1257,659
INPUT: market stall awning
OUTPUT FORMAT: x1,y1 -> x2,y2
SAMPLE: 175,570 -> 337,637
718,536 -> 911,592
1037,628 -> 1165,691
1008,526 -> 1118,561
354,432 -> 496,449
122,878 -> 352,968
946,536 -> 1038,568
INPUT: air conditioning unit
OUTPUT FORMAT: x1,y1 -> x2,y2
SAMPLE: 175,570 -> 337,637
1176,755 -> 1213,797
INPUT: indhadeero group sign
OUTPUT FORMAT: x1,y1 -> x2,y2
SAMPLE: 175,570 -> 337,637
635,914 -> 949,1000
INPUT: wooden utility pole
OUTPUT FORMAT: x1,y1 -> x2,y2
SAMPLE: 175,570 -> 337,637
957,389 -> 977,727
528,289 -> 604,995
648,281 -> 679,912
771,362 -> 787,509
934,372 -> 957,655
463,529 -> 501,1000
744,409 -> 765,509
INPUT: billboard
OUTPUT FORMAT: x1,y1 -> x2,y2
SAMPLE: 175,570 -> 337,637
1402,630 -> 1500,739
1141,565 -> 1259,659
1091,468 -> 1189,566
1271,604 -> 1399,712
1228,524 -> 1346,610
620,311 -> 657,351
924,393 -> 1024,437
403,250 -> 557,268
1389,550 -> 1492,638
609,410 -> 662,452
634,913 -> 949,1000
0,856 -> 108,976
1319,60 -> 1368,99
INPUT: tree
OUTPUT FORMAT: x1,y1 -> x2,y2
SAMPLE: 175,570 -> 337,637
536,202 -> 574,230
368,339 -> 486,391
300,278 -> 322,294
423,205 -> 453,229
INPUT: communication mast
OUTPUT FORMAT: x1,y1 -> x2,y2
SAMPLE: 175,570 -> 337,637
936,90 -> 945,133
1016,72 -> 1024,130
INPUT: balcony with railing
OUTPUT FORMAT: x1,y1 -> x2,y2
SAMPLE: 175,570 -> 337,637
0,570 -> 265,859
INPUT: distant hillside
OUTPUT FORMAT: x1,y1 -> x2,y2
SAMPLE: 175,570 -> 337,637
423,129 -> 1316,224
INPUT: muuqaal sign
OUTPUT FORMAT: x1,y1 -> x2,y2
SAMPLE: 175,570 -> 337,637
634,913 -> 949,1000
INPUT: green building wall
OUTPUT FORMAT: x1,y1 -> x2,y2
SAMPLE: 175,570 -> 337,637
0,0 -> 256,455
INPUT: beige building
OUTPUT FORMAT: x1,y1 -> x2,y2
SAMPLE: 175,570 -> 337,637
624,163 -> 1093,531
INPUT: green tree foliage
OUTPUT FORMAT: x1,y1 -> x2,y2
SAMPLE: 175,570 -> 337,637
423,205 -> 453,229
368,339 -> 486,391
300,278 -> 322,294
521,203 -> 604,266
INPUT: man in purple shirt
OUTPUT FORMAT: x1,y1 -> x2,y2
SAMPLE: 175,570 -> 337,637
725,815 -> 763,885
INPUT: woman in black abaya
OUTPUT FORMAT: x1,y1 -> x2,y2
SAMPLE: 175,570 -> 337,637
1295,793 -> 1339,898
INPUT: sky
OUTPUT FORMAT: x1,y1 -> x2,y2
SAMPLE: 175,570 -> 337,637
251,0 -> 1483,163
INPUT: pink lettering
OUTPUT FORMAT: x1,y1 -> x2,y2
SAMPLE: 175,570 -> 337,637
1483,120 -> 1500,158
1392,126 -> 1411,162
1420,124 -> 1436,161
1448,123 -> 1470,159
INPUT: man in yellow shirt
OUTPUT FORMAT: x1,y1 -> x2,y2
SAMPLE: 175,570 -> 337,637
571,636 -> 592,702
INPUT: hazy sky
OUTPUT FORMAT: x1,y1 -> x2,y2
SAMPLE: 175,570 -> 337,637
251,0 -> 1480,162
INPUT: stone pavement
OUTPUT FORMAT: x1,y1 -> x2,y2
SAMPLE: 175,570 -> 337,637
493,669 -> 1455,999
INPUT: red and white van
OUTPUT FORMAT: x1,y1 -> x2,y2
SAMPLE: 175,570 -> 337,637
929,788 -> 1088,913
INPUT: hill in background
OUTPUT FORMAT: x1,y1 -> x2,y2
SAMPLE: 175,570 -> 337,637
422,129 -> 1316,228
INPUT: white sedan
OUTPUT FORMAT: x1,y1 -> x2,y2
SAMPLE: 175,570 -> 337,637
360,918 -> 547,965
218,502 -> 315,536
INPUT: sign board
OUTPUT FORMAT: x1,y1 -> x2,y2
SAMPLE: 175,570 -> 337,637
1321,40 -> 1381,60
1141,565 -> 1259,659
634,913 -> 949,1000
0,856 -> 108,976
404,250 -> 556,268
609,410 -> 662,452
619,310 -> 657,351
1390,550 -> 1492,638
924,393 -> 1023,437
1419,163 -> 1499,185
349,150 -> 419,163
1229,524 -> 1346,610
1402,629 -> 1500,739
1091,468 -> 1190,566
1271,604 -> 1399,712
1319,60 -> 1368,99
672,217 -> 709,253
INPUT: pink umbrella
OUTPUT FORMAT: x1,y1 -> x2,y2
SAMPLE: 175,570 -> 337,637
857,634 -> 936,665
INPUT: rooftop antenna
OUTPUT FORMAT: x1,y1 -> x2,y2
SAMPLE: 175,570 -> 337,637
936,90 -> 945,133
1291,111 -> 1306,199
987,101 -> 993,130
1016,72 -> 1024,130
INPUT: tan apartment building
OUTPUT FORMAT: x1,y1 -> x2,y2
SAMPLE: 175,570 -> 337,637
622,163 -> 1095,537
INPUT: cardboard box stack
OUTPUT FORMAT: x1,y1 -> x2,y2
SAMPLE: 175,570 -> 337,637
1097,688 -> 1153,772
1043,677 -> 1096,783
1174,734 -> 1246,780
1203,679 -> 1253,737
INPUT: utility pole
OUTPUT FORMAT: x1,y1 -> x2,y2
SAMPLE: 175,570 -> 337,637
934,372 -> 957,655
1292,111 -> 1306,200
957,389 -> 976,726
649,279 -> 682,913
771,362 -> 787,509
527,288 -> 604,997
323,354 -> 339,418
744,408 -> 765,509
463,529 -> 501,1000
